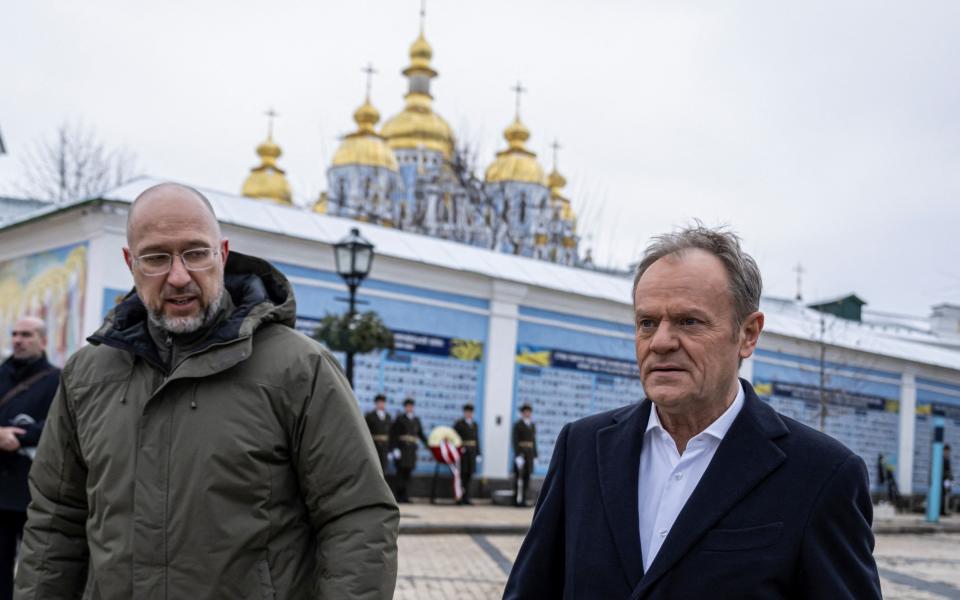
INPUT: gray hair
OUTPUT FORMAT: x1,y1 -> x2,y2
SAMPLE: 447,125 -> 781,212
17,316 -> 47,340
632,223 -> 762,328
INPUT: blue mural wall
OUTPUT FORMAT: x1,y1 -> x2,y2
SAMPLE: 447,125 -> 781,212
513,306 -> 641,475
752,349 -> 901,493
913,377 -> 960,494
279,261 -> 490,475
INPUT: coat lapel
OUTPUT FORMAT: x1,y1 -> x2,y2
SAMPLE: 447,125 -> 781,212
596,401 -> 649,590
630,381 -> 789,599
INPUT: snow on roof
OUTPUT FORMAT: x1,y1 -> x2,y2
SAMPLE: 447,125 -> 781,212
4,176 -> 960,372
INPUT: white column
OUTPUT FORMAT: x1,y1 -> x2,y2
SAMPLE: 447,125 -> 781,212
897,371 -> 917,494
481,281 -> 528,479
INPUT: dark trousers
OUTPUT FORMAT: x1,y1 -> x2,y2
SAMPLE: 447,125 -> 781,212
396,467 -> 414,502
0,510 -> 27,600
514,463 -> 532,506
375,445 -> 389,474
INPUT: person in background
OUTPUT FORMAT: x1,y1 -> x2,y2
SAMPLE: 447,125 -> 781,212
0,317 -> 59,600
943,444 -> 953,516
365,394 -> 392,473
453,403 -> 480,505
512,404 -> 537,507
390,397 -> 427,503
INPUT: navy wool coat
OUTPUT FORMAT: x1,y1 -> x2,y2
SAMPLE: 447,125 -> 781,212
503,379 -> 881,600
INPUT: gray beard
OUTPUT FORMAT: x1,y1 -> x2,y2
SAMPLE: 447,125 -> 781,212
147,288 -> 224,335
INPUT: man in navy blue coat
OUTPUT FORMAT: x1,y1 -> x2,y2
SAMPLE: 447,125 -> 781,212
0,317 -> 59,600
504,225 -> 880,599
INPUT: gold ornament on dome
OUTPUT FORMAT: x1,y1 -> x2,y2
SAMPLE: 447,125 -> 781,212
381,27 -> 455,159
242,108 -> 293,205
332,64 -> 400,172
485,82 -> 546,185
547,139 -> 576,222
313,191 -> 329,214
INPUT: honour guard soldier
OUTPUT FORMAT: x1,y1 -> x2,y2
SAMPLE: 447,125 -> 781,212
389,398 -> 428,503
365,394 -> 392,473
453,403 -> 481,505
512,404 -> 537,507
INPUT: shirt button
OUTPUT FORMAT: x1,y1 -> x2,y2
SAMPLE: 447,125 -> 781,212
674,473 -> 683,480
659,530 -> 667,537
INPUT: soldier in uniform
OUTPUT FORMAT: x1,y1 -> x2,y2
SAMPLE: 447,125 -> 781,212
453,403 -> 480,505
512,403 -> 537,507
364,394 -> 392,473
389,398 -> 427,503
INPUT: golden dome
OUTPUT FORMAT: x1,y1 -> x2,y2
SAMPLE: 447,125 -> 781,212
547,169 -> 567,194
332,99 -> 399,171
381,30 -> 454,159
313,191 -> 328,214
405,33 -> 437,77
485,117 -> 546,185
242,133 -> 292,205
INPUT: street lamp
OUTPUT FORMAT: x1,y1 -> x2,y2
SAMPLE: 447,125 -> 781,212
333,227 -> 375,385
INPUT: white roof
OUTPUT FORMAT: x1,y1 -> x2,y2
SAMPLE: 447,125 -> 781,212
91,177 -> 633,305
5,176 -> 960,372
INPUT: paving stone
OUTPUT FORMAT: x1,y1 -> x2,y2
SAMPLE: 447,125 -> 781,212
396,532 -> 960,599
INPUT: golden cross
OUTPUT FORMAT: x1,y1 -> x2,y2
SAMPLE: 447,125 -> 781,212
511,81 -> 527,119
793,262 -> 806,301
264,107 -> 278,139
362,63 -> 377,100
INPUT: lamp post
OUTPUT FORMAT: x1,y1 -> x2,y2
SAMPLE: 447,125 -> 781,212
333,227 -> 375,385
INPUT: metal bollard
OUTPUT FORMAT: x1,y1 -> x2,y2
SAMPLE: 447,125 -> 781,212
926,415 -> 946,523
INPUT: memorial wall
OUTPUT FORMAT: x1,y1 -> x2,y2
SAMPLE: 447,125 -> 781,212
513,307 -> 640,475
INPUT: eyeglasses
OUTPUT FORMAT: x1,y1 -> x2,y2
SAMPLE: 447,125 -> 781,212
134,248 -> 219,276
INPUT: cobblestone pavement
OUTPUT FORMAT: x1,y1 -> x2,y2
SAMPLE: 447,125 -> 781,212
396,533 -> 960,599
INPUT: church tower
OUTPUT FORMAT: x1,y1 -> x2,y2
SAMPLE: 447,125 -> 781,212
380,10 -> 457,232
241,110 -> 293,205
545,141 -> 579,265
327,65 -> 403,225
484,83 -> 550,256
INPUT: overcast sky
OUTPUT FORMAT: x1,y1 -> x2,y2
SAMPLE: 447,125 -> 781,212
2,1 -> 958,315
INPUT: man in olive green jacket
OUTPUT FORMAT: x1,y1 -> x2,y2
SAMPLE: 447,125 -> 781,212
15,183 -> 399,599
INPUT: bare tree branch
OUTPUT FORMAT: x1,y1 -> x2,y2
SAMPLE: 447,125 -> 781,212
16,120 -> 139,204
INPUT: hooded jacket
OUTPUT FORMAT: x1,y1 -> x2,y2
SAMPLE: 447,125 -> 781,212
14,252 -> 399,600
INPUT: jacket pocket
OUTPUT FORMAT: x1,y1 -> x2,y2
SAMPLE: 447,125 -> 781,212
257,559 -> 277,600
698,522 -> 783,551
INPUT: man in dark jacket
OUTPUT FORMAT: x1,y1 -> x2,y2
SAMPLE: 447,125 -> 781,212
365,394 -> 392,473
453,403 -> 480,505
15,183 -> 398,600
0,317 -> 59,600
512,404 -> 537,507
504,225 -> 880,599
389,397 -> 427,503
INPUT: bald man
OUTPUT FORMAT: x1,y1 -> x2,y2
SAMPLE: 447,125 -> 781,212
16,183 -> 399,599
0,317 -> 59,600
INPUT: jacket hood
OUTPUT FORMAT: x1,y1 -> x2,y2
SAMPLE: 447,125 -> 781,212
89,251 -> 297,367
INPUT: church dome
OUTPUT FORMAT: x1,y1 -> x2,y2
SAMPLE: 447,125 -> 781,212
242,127 -> 292,205
381,31 -> 454,159
332,99 -> 399,171
484,117 -> 545,185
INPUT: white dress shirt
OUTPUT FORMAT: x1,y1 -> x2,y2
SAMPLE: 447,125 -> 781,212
637,385 -> 744,571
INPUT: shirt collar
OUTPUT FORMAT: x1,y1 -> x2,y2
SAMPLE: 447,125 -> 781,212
645,381 -> 745,442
